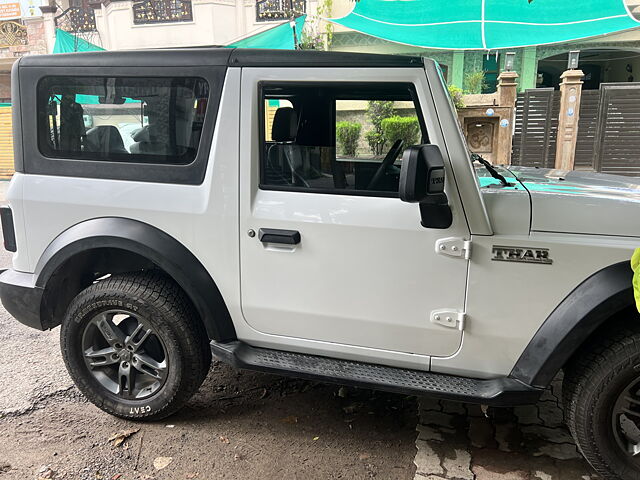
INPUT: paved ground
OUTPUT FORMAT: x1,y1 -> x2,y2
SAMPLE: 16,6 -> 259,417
0,183 -> 599,479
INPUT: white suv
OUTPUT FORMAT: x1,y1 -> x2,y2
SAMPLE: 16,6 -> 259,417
1,48 -> 639,480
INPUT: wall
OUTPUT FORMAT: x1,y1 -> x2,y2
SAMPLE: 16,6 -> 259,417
88,0 -> 321,51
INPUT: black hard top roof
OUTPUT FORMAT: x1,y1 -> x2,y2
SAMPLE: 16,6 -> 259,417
18,47 -> 428,68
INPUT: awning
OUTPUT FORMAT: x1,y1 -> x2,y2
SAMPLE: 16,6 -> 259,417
53,29 -> 104,54
228,15 -> 306,49
330,1 -> 640,50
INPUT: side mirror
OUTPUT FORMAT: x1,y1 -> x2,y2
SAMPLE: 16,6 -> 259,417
399,144 -> 452,229
399,145 -> 446,203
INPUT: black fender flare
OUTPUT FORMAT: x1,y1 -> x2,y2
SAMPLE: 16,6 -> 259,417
510,261 -> 634,388
35,217 -> 236,341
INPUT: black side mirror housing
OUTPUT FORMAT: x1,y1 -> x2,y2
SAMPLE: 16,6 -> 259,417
399,144 -> 452,229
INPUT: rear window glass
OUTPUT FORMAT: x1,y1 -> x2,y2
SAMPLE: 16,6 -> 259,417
38,76 -> 209,165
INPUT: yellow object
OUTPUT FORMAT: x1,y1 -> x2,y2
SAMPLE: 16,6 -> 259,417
0,106 -> 14,180
632,248 -> 640,312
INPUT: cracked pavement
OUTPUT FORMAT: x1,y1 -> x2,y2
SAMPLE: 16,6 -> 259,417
413,376 -> 597,479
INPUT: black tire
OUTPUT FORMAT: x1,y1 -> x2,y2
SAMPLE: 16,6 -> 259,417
60,271 -> 211,421
564,320 -> 640,480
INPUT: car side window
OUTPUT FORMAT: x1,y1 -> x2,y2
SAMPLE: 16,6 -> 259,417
260,83 -> 427,196
38,76 -> 209,165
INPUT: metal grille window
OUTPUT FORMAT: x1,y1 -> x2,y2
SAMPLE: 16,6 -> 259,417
256,0 -> 305,22
55,0 -> 96,33
132,0 -> 193,25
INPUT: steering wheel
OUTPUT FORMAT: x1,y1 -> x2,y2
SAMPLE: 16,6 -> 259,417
367,139 -> 405,190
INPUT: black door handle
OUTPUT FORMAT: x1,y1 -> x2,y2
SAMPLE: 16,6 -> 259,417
258,228 -> 301,245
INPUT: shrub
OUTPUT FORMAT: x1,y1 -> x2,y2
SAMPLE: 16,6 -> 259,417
366,100 -> 395,155
365,131 -> 386,157
447,85 -> 465,110
381,116 -> 420,148
336,121 -> 362,157
464,71 -> 488,94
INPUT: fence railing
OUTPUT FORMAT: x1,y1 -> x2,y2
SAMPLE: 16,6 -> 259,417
132,0 -> 193,25
256,0 -> 306,22
0,20 -> 27,48
55,5 -> 97,33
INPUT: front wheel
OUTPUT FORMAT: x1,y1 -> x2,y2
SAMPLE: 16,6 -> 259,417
564,321 -> 640,479
60,271 -> 211,421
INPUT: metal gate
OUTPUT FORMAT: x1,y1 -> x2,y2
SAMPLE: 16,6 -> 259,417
511,89 -> 559,168
512,83 -> 640,176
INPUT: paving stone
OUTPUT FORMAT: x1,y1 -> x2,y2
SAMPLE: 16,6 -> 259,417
538,388 -> 560,404
472,465 -> 529,480
414,439 -> 445,477
533,471 -> 552,480
537,402 -> 564,428
420,411 -> 456,429
417,423 -> 444,442
522,425 -> 574,445
441,448 -> 474,480
534,442 -> 582,460
513,405 -> 542,425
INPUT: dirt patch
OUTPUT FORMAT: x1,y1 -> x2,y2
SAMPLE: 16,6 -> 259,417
1,361 -> 418,480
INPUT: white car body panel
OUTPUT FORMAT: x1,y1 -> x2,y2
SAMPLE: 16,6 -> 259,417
508,167 -> 640,237
6,62 -> 640,378
238,67 -> 469,359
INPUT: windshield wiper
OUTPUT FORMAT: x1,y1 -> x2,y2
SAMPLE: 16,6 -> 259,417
471,153 -> 513,187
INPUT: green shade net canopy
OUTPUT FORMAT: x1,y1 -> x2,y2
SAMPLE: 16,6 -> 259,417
330,0 -> 640,50
53,28 -> 104,54
228,15 -> 306,49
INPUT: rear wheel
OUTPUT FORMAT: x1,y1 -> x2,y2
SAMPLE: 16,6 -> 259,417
60,271 -> 211,421
564,321 -> 640,479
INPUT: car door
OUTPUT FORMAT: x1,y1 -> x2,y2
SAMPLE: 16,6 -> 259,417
239,66 -> 469,358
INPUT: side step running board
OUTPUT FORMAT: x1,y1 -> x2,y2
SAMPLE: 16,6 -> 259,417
210,341 -> 542,407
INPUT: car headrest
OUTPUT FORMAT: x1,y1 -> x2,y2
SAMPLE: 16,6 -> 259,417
132,125 -> 150,143
86,125 -> 125,152
272,107 -> 298,143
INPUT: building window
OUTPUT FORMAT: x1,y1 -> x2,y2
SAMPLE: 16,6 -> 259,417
132,0 -> 193,25
256,0 -> 306,22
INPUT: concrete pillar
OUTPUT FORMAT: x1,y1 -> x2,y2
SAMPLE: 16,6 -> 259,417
39,5 -> 58,54
496,71 -> 519,165
451,51 -> 465,89
555,69 -> 584,171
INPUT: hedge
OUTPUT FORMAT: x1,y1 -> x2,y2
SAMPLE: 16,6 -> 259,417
336,121 -> 362,157
381,116 -> 420,148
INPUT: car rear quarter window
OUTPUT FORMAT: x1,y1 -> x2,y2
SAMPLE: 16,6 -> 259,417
38,76 -> 209,166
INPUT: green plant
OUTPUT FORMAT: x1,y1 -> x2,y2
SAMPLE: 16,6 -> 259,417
464,71 -> 488,94
316,0 -> 334,47
381,116 -> 420,147
298,30 -> 324,50
365,131 -> 385,157
336,121 -> 362,157
447,85 -> 465,110
366,100 -> 395,155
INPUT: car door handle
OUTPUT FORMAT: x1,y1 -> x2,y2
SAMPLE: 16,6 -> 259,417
258,228 -> 301,245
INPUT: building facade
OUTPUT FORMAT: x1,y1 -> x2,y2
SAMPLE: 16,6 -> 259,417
328,0 -> 640,93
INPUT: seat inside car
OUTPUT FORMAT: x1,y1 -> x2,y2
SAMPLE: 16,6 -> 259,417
266,107 -> 309,187
84,125 -> 128,156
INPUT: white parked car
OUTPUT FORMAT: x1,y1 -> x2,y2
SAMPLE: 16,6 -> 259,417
1,48 -> 639,480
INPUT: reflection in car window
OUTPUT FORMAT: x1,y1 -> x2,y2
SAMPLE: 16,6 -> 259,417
261,83 -> 427,196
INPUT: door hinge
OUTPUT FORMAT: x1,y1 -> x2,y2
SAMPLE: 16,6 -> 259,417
430,309 -> 466,330
435,237 -> 471,260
